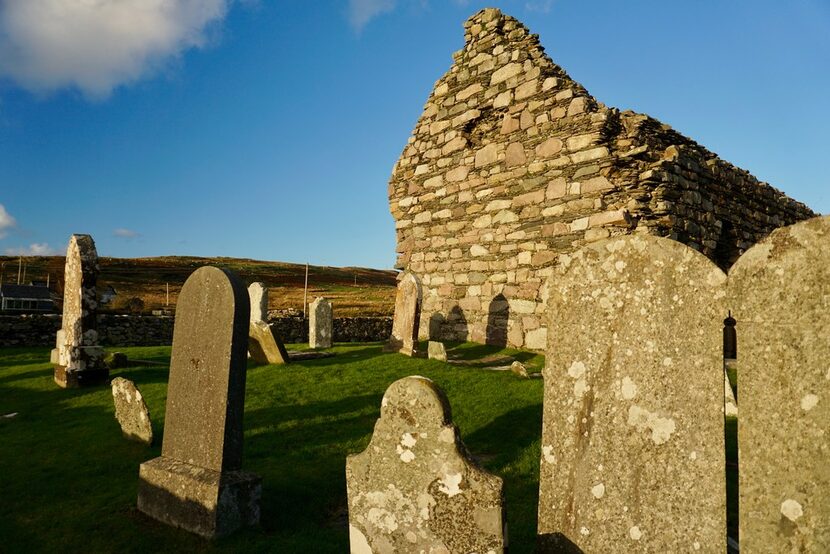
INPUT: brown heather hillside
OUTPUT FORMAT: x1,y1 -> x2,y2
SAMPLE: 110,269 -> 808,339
0,256 -> 398,317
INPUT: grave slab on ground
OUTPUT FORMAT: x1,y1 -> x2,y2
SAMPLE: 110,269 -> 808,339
347,376 -> 505,553
137,266 -> 261,539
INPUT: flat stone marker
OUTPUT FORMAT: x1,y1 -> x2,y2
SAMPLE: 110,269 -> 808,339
111,377 -> 153,445
309,296 -> 332,349
52,234 -> 108,388
427,340 -> 447,362
347,376 -> 505,553
248,282 -> 268,323
510,360 -> 529,379
137,266 -> 261,539
248,320 -> 289,365
383,272 -> 422,356
538,235 -> 726,553
729,216 -> 830,552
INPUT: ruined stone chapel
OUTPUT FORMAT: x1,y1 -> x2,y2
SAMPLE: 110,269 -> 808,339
387,8 -> 814,350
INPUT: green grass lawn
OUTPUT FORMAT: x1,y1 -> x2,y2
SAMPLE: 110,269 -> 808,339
0,343 -> 544,553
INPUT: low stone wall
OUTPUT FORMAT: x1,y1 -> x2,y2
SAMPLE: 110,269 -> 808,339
0,314 -> 393,348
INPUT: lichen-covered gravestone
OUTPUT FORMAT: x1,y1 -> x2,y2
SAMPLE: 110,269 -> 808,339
137,266 -> 261,539
248,282 -> 268,323
111,377 -> 153,445
538,235 -> 726,552
309,296 -> 332,349
383,272 -> 422,356
427,340 -> 447,362
347,376 -> 505,553
729,216 -> 830,552
51,234 -> 108,388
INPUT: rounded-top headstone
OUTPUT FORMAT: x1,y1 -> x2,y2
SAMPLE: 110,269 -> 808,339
111,377 -> 153,445
346,376 -> 505,553
162,266 -> 250,473
539,234 -> 727,552
729,215 -> 830,551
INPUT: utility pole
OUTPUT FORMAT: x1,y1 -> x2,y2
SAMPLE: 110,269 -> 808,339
21,260 -> 26,284
166,283 -> 169,306
47,273 -> 50,289
303,262 -> 309,318
17,257 -> 22,284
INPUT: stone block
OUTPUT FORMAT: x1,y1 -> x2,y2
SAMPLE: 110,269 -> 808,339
111,377 -> 153,445
428,341 -> 448,361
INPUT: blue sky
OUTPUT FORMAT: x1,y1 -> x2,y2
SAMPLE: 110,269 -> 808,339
0,0 -> 828,268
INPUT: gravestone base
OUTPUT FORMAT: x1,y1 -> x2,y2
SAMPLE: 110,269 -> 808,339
138,456 -> 261,539
54,356 -> 109,388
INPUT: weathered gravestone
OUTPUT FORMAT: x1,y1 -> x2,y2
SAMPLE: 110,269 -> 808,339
729,215 -> 830,552
427,340 -> 447,362
137,266 -> 261,538
111,377 -> 153,445
309,296 -> 332,349
538,235 -> 726,552
383,272 -> 422,356
51,234 -> 108,388
346,376 -> 505,553
248,282 -> 268,323
248,320 -> 289,365
246,282 -> 289,365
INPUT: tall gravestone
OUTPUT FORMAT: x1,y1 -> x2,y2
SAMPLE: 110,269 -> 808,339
248,282 -> 268,323
137,266 -> 261,538
347,376 -> 505,553
246,282 -> 288,365
538,235 -> 726,552
383,272 -> 422,356
309,296 -> 332,349
51,234 -> 108,388
729,216 -> 830,551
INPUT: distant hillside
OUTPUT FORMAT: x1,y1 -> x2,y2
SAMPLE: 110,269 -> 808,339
0,256 -> 398,317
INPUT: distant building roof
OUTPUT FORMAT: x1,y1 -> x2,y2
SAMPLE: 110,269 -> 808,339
0,284 -> 53,300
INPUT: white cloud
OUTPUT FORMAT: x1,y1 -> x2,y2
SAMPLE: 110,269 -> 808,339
113,227 -> 139,238
525,0 -> 555,13
348,0 -> 396,32
0,0 -> 230,98
0,204 -> 15,238
5,242 -> 56,256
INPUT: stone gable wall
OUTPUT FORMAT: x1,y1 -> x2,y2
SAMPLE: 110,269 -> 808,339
388,8 -> 815,350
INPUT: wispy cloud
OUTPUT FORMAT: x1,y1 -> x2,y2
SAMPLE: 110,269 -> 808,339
0,0 -> 231,98
526,0 -> 555,13
0,204 -> 15,238
348,0 -> 396,32
5,243 -> 56,256
113,228 -> 140,238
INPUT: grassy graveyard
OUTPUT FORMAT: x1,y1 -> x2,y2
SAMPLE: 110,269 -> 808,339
0,342 -> 546,552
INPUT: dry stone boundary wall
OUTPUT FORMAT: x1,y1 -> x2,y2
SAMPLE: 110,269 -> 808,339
388,8 -> 815,350
0,315 -> 392,347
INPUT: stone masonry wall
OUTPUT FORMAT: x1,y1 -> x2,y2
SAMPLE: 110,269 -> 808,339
0,315 -> 392,348
388,8 -> 815,350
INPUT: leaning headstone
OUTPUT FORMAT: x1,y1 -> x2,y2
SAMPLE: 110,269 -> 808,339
111,377 -> 153,445
383,272 -> 422,356
510,360 -> 529,379
427,340 -> 447,362
538,235 -> 726,552
248,320 -> 289,365
729,216 -> 830,551
308,297 -> 332,349
347,376 -> 505,553
51,234 -> 108,388
248,282 -> 267,323
137,266 -> 261,539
